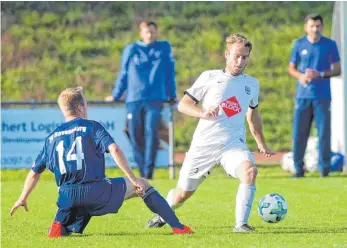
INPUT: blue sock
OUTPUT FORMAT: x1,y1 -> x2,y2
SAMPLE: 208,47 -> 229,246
142,187 -> 183,229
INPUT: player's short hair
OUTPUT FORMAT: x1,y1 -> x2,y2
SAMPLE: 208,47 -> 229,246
139,20 -> 158,30
57,86 -> 85,116
225,34 -> 252,53
305,13 -> 323,24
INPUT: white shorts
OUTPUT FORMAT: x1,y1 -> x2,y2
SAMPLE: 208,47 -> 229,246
177,143 -> 255,191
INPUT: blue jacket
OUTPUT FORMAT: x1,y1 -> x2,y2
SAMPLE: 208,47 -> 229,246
112,40 -> 177,103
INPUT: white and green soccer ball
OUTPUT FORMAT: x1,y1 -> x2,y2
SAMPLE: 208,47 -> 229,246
258,193 -> 288,223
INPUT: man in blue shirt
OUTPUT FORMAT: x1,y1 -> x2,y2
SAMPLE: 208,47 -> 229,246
105,21 -> 176,180
288,14 -> 341,177
10,87 -> 192,237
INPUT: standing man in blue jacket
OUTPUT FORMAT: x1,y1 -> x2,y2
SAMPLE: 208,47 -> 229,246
288,14 -> 341,177
105,21 -> 177,179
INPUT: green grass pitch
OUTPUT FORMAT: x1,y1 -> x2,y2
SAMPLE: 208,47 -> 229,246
2,165 -> 347,248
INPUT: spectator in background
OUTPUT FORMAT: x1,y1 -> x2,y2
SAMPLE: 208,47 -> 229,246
105,21 -> 177,179
288,14 -> 341,178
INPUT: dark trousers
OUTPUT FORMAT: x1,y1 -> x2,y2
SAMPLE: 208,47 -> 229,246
126,101 -> 163,179
55,178 -> 126,234
292,99 -> 331,176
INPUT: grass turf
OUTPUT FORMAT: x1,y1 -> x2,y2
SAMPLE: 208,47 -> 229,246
1,165 -> 347,248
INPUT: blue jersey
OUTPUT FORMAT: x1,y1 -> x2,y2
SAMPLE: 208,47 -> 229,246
32,118 -> 115,186
289,36 -> 340,100
112,40 -> 177,103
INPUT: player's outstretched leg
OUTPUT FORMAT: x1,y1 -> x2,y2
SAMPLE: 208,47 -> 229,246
48,208 -> 91,238
48,221 -> 65,238
65,208 -> 91,234
48,208 -> 74,238
146,187 -> 194,229
125,178 -> 193,234
142,186 -> 193,234
233,162 -> 257,233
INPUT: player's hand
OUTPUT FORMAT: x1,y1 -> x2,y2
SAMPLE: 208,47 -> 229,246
305,69 -> 320,79
200,106 -> 219,119
104,95 -> 115,102
10,198 -> 28,216
133,178 -> 146,197
258,145 -> 276,157
299,73 -> 312,86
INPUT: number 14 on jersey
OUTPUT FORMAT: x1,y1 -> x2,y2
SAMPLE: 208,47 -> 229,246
56,136 -> 85,174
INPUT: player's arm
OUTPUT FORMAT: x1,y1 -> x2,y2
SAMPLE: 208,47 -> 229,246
166,42 -> 177,101
287,40 -> 303,80
108,143 -> 137,183
178,94 -> 219,119
108,143 -> 146,196
287,40 -> 311,85
246,107 -> 276,157
323,62 -> 341,77
10,170 -> 41,216
305,62 -> 341,79
288,62 -> 302,80
105,45 -> 132,101
288,63 -> 311,85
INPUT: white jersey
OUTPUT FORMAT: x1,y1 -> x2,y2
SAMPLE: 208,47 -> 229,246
185,69 -> 259,148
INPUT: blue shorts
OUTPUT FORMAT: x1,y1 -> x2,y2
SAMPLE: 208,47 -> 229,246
55,178 -> 126,228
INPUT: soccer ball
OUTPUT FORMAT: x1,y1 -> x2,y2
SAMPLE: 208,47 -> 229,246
258,193 -> 288,223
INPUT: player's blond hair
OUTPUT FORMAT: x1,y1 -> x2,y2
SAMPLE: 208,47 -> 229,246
226,34 -> 252,53
57,86 -> 85,116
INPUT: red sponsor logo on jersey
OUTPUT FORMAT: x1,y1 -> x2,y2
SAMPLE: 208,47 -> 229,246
220,96 -> 242,117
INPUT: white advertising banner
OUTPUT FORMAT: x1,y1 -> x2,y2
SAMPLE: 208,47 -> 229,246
1,106 -> 170,169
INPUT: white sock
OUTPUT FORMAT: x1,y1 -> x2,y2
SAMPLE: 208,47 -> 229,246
160,189 -> 183,222
235,183 -> 256,228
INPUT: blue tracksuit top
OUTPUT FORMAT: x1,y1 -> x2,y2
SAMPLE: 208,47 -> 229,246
112,40 -> 177,103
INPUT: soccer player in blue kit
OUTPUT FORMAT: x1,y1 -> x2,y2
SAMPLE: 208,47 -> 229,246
10,87 -> 192,237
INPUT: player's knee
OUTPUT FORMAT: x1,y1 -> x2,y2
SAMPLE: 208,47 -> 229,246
178,189 -> 194,201
139,178 -> 151,191
245,165 -> 258,182
239,162 -> 257,183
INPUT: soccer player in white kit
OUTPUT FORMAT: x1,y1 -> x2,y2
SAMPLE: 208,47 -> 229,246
147,34 -> 276,232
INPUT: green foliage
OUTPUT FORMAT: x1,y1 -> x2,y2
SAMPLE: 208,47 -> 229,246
1,2 -> 335,151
